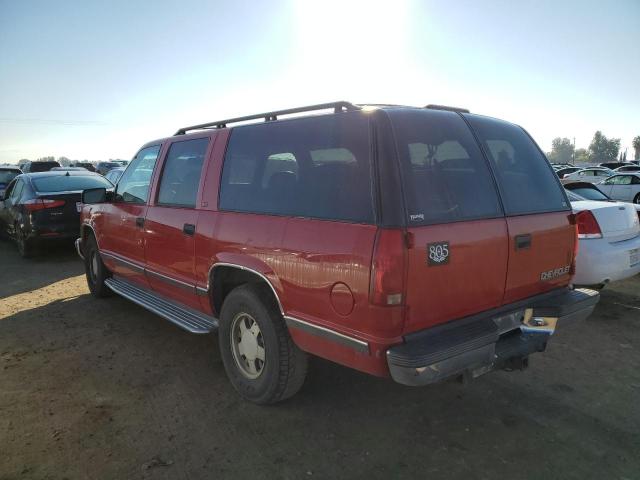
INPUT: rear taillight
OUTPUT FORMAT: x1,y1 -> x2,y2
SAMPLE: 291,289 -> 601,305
23,198 -> 66,212
575,210 -> 602,239
370,229 -> 406,306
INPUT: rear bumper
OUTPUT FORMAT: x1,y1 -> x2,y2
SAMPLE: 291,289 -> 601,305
574,234 -> 640,286
387,288 -> 599,386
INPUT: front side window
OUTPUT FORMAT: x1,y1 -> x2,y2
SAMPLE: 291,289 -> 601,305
157,138 -> 209,207
116,145 -> 161,204
389,109 -> 503,225
219,112 -> 374,223
465,114 -> 568,215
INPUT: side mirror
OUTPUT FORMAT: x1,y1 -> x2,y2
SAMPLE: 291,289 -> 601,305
82,187 -> 108,204
0,189 -> 5,200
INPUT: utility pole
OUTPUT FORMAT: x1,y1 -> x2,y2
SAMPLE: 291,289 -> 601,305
572,137 -> 576,165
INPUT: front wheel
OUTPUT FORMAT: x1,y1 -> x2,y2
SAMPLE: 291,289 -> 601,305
634,193 -> 640,205
218,284 -> 308,404
84,234 -> 112,298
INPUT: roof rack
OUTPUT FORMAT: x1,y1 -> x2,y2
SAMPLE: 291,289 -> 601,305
425,104 -> 470,113
174,101 -> 361,135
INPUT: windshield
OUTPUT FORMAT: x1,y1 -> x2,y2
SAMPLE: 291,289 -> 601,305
32,175 -> 112,192
0,170 -> 19,185
569,186 -> 609,201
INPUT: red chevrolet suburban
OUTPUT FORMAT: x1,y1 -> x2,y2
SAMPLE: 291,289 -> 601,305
77,102 -> 599,404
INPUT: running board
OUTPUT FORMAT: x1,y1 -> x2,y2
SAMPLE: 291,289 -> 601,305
105,276 -> 218,334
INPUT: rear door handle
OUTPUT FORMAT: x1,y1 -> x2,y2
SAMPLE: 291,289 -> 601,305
515,234 -> 532,250
183,223 -> 196,236
135,217 -> 145,228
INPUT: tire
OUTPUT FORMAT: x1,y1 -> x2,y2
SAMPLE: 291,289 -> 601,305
634,193 -> 640,205
218,284 -> 308,404
84,234 -> 112,298
15,224 -> 34,258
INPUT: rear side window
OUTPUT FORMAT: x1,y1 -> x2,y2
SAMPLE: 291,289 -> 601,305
465,115 -> 568,215
389,109 -> 503,225
32,175 -> 112,192
157,138 -> 208,207
219,112 -> 374,223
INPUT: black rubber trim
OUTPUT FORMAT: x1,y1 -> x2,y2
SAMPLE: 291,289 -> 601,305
388,287 -> 599,370
531,287 -> 599,317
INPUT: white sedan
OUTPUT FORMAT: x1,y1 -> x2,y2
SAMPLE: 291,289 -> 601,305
568,191 -> 640,287
597,173 -> 640,204
562,167 -> 614,184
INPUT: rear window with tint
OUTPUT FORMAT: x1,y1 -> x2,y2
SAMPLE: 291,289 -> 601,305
219,112 -> 373,223
32,175 -> 112,192
464,115 -> 569,215
389,109 -> 503,225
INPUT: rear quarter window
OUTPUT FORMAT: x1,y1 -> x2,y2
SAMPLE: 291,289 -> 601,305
464,114 -> 569,215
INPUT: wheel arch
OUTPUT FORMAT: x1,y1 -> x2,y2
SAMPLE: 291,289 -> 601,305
208,263 -> 284,317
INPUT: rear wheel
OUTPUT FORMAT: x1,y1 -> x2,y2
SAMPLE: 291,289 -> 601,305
84,234 -> 112,298
218,284 -> 308,404
15,224 -> 34,258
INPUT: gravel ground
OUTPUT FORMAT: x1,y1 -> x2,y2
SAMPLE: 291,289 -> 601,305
0,239 -> 639,480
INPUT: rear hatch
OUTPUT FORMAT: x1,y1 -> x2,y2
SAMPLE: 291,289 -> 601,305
572,200 -> 640,242
385,108 -> 574,334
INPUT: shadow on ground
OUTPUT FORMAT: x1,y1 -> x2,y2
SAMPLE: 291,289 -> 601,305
1,279 -> 639,479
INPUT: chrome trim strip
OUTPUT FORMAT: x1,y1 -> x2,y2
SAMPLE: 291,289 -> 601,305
145,268 -> 195,293
100,251 -> 145,274
74,238 -> 85,260
195,286 -> 209,297
208,262 -> 285,314
285,316 -> 370,354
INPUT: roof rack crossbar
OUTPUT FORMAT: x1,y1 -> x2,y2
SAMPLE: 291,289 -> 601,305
425,104 -> 470,113
174,101 -> 361,135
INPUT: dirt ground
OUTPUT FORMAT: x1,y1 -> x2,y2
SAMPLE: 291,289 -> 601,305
0,240 -> 638,480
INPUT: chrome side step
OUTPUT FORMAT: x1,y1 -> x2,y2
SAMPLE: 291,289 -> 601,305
105,276 -> 217,334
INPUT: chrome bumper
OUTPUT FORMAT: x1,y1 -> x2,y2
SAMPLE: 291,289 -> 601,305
74,238 -> 84,260
387,288 -> 599,386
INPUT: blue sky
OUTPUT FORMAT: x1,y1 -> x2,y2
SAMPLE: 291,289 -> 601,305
1,0 -> 638,163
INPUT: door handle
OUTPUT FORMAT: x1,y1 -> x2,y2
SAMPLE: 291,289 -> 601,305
183,223 -> 196,236
515,234 -> 532,250
135,217 -> 145,228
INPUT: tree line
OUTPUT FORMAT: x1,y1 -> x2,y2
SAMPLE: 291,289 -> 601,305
16,156 -> 126,167
548,132 -> 640,165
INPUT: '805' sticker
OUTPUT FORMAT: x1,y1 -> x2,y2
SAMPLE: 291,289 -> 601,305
427,241 -> 450,266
